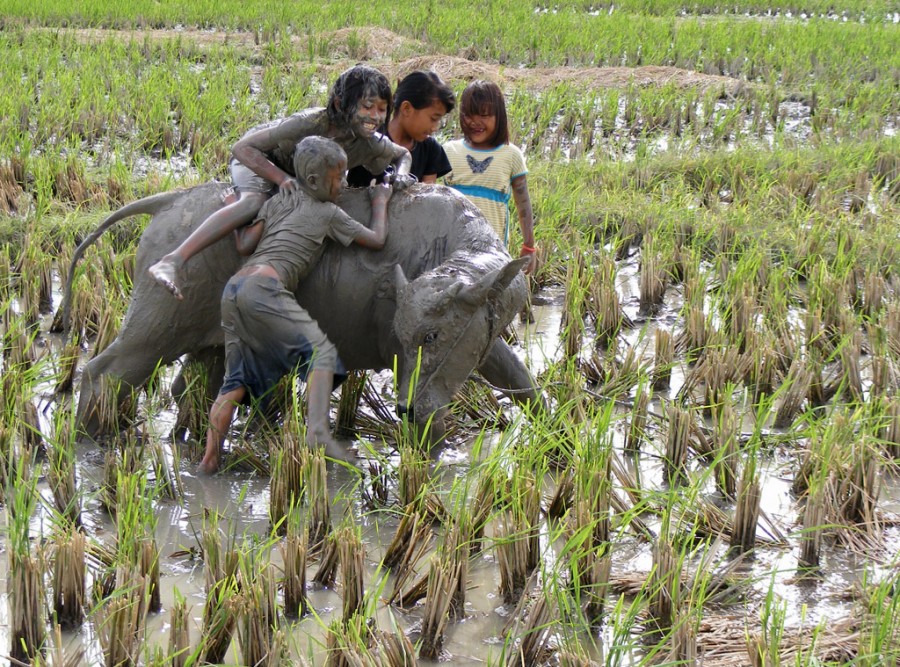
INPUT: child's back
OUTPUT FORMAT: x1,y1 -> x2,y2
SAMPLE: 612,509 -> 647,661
243,189 -> 362,292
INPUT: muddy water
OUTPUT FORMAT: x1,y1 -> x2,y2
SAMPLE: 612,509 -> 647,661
2,267 -> 900,665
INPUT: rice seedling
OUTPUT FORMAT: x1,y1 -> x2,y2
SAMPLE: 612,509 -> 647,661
304,446 -> 332,550
862,268 -> 886,321
6,450 -> 47,665
651,328 -> 673,392
372,625 -> 417,667
743,331 -> 779,408
313,531 -> 341,588
677,303 -> 710,366
43,623 -> 84,667
638,240 -> 669,318
199,509 -> 239,665
560,243 -> 589,362
748,576 -> 787,667
170,358 -> 212,446
502,589 -> 556,667
711,397 -> 739,499
53,335 -> 81,394
876,395 -> 900,458
588,251 -> 625,349
729,448 -> 761,555
91,375 -> 138,437
840,437 -> 880,528
546,466 -> 574,520
114,470 -> 162,614
336,369 -> 367,435
772,358 -> 813,429
45,403 -> 82,527
51,524 -> 86,630
646,527 -> 681,634
565,417 -> 613,625
381,503 -> 432,574
698,348 -> 745,418
496,468 -> 542,605
417,555 -> 458,661
664,402 -> 692,486
856,571 -> 900,664
338,523 -> 366,623
434,486 -> 475,621
168,589 -> 191,667
324,611 -> 373,667
280,503 -> 310,619
838,332 -> 863,404
269,428 -> 306,535
235,547 -> 280,667
397,443 -> 429,510
866,327 -> 897,401
798,484 -> 826,571
95,566 -> 151,667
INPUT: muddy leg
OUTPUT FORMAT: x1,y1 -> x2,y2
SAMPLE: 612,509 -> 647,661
306,369 -> 356,464
149,192 -> 267,300
198,386 -> 245,475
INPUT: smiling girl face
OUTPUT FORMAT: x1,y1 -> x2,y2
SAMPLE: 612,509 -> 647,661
352,95 -> 389,138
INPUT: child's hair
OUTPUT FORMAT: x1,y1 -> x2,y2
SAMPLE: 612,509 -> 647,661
293,136 -> 347,184
327,65 -> 393,128
393,70 -> 456,116
459,80 -> 509,146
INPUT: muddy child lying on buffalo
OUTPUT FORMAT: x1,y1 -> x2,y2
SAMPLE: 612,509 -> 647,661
199,136 -> 393,474
149,64 -> 411,301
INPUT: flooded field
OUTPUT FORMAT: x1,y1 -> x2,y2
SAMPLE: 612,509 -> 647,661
0,0 -> 898,664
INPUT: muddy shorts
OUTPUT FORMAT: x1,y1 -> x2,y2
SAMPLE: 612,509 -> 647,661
230,159 -> 277,195
218,273 -> 343,400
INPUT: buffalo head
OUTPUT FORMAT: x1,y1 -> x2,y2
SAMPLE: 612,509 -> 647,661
391,255 -> 530,439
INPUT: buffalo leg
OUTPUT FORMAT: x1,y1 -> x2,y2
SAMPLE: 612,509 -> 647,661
477,339 -> 545,411
77,339 -> 165,438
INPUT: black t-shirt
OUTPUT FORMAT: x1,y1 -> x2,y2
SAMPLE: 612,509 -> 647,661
347,135 -> 451,187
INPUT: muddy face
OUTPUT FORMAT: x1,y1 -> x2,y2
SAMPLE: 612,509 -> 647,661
352,95 -> 389,138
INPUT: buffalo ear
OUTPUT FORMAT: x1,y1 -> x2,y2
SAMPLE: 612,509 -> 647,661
457,256 -> 529,307
394,264 -> 409,292
379,264 -> 410,301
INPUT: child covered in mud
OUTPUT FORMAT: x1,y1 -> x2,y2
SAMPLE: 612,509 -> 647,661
347,70 -> 456,186
150,64 -> 411,300
198,136 -> 393,475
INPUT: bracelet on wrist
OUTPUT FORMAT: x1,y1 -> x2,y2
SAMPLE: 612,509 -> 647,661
521,244 -> 536,254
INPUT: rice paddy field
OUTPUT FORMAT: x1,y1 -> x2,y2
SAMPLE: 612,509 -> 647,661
0,0 -> 899,664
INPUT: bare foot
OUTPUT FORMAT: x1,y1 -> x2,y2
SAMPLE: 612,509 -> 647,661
221,187 -> 238,206
197,454 -> 219,476
149,257 -> 184,300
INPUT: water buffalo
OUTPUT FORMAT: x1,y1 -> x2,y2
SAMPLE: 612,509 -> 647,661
58,182 -> 540,442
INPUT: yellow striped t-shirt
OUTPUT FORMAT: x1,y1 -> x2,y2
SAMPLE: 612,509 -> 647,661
443,141 -> 527,246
